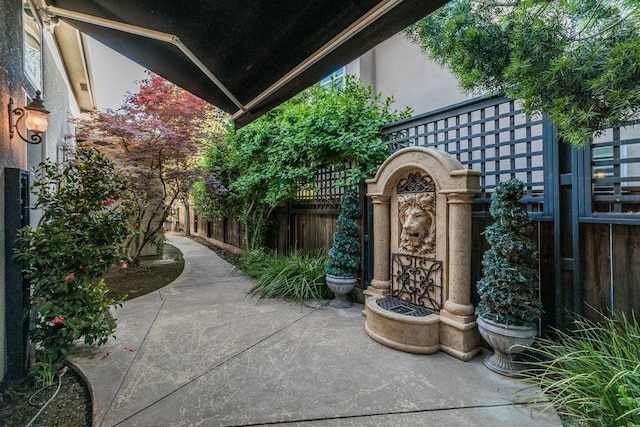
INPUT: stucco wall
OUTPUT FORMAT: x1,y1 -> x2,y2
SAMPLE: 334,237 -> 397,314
347,33 -> 471,117
42,29 -> 79,163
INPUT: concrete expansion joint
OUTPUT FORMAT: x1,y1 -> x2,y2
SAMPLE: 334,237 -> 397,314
71,236 -> 559,427
222,402 -> 531,426
104,307 -> 321,427
100,296 -> 166,427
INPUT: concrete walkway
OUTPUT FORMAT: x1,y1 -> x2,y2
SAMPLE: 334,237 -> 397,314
68,235 -> 561,427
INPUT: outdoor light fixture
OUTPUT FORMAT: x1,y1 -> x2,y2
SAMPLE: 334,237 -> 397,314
8,90 -> 50,144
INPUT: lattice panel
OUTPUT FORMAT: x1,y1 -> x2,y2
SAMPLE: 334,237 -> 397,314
293,165 -> 347,209
380,97 -> 546,212
592,123 -> 640,214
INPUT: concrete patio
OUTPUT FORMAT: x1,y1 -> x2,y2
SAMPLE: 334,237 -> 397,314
68,235 -> 561,427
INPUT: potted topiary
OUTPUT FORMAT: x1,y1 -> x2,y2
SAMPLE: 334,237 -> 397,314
325,188 -> 361,308
476,179 -> 543,376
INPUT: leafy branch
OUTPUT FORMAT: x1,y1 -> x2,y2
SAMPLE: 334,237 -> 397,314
406,0 -> 640,147
196,76 -> 410,250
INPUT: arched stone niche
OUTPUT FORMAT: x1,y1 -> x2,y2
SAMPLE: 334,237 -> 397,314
364,147 -> 482,361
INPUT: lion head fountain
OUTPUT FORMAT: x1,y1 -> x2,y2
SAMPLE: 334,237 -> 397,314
364,147 -> 481,361
397,192 -> 436,257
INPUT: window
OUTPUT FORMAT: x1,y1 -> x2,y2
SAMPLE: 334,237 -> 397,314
320,67 -> 345,89
592,145 -> 614,180
591,124 -> 640,214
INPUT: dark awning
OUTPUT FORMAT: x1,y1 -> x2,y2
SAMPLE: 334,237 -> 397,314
41,0 -> 447,127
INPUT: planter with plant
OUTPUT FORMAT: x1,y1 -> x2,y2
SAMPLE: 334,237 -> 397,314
325,188 -> 361,308
475,179 -> 543,376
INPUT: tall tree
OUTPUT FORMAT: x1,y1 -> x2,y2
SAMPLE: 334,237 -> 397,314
77,72 -> 225,263
406,0 -> 640,147
196,76 -> 410,250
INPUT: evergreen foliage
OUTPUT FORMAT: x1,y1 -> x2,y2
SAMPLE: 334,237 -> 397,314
525,314 -> 640,426
406,0 -> 640,147
326,189 -> 361,278
196,76 -> 409,250
14,147 -> 134,363
476,179 -> 542,327
240,249 -> 330,302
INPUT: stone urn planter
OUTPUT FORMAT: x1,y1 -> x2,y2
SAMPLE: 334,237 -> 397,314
325,189 -> 361,310
475,180 -> 543,376
477,316 -> 537,376
325,274 -> 357,308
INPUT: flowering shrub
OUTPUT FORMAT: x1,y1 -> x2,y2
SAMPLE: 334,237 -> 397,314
15,147 -> 135,363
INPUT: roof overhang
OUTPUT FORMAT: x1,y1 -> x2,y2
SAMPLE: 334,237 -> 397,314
37,0 -> 447,127
50,20 -> 96,112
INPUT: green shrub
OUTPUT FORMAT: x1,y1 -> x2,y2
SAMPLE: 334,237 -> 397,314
524,314 -> 640,427
236,247 -> 273,278
241,249 -> 329,302
14,147 -> 134,364
197,76 -> 411,251
325,188 -> 361,278
476,179 -> 542,327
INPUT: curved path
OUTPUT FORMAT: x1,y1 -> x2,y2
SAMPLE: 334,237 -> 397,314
69,235 -> 560,426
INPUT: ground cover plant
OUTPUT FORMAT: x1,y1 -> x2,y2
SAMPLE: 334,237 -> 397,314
240,249 -> 330,302
525,314 -> 640,426
103,243 -> 185,301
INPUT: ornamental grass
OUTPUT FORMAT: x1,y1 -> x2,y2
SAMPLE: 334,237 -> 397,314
239,249 -> 330,303
524,314 -> 640,427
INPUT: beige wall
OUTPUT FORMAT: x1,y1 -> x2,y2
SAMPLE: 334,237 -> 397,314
347,33 -> 472,116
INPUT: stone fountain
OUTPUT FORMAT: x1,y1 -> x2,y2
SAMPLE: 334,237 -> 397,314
363,147 -> 481,361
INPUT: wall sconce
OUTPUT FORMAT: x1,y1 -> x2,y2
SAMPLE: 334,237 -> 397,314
8,90 -> 50,144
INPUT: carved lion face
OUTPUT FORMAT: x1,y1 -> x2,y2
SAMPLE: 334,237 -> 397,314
398,193 -> 436,256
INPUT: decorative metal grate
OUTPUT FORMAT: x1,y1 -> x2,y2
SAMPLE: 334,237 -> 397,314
390,253 -> 443,312
376,297 -> 432,317
397,172 -> 435,194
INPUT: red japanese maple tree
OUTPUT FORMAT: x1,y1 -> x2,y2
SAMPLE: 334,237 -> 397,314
77,72 -> 226,263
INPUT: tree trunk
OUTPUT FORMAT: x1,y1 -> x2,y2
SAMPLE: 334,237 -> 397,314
184,202 -> 191,237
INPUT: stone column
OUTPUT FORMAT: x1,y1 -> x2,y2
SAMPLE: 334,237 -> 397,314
369,195 -> 391,291
443,192 -> 476,316
363,195 -> 391,315
438,190 -> 480,361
